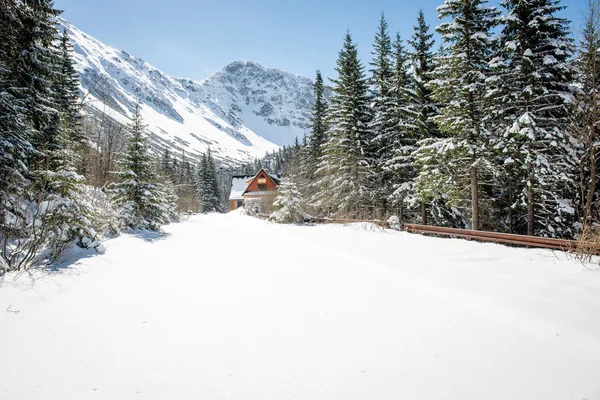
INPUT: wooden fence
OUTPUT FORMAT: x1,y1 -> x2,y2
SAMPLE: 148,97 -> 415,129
252,213 -> 597,254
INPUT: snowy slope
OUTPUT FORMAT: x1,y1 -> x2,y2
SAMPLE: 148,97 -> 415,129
1,213 -> 600,399
61,19 -> 315,163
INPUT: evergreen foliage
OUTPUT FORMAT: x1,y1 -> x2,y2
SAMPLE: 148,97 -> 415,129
369,14 -> 397,214
270,180 -> 303,223
196,148 -> 222,213
307,71 -> 328,179
489,0 -> 576,237
110,104 -> 176,231
408,10 -> 439,139
573,0 -> 600,226
312,31 -> 374,217
385,32 -> 419,220
417,0 -> 500,230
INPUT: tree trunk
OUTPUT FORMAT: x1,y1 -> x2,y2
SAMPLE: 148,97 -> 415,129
585,144 -> 597,224
527,141 -> 534,236
508,181 -> 514,234
471,165 -> 479,230
421,203 -> 428,225
527,181 -> 534,236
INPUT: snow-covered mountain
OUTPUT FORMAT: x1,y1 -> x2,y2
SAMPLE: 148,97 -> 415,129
61,19 -> 315,164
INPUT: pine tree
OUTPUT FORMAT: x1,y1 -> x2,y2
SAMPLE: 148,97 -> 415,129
55,29 -> 85,164
12,0 -> 62,162
312,31 -> 374,217
418,0 -> 500,230
196,148 -> 222,213
307,70 -> 328,176
408,10 -> 439,139
490,0 -> 576,237
574,0 -> 600,226
407,10 -> 439,224
369,13 -> 397,215
270,180 -> 303,223
385,33 -> 419,221
37,122 -> 99,259
111,103 -> 174,230
36,24 -> 101,258
0,2 -> 36,272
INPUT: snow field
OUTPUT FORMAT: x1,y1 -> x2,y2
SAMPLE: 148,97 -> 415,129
1,212 -> 599,400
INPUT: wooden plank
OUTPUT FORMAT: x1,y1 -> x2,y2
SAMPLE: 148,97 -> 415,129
404,226 -> 577,252
404,224 -> 582,248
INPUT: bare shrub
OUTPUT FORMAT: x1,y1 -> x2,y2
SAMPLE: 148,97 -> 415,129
575,225 -> 600,264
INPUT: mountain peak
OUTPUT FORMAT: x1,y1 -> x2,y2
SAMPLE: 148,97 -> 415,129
61,19 -> 316,164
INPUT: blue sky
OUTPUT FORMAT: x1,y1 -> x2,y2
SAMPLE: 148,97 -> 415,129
54,0 -> 586,81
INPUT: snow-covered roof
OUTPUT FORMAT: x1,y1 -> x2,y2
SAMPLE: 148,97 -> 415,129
229,176 -> 253,200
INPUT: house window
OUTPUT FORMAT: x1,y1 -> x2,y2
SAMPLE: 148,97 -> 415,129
237,200 -> 243,207
258,183 -> 267,190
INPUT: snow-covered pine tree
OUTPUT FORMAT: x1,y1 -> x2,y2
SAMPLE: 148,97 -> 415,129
307,71 -> 328,178
406,10 -> 441,224
35,25 -> 102,259
111,103 -> 174,231
286,135 -> 310,201
418,0 -> 500,231
11,0 -> 62,164
573,0 -> 600,226
196,148 -> 222,213
369,14 -> 397,215
312,31 -> 374,218
408,9 -> 439,140
55,28 -> 86,170
37,119 -> 99,260
0,2 -> 37,272
385,32 -> 420,222
490,0 -> 576,237
270,180 -> 303,224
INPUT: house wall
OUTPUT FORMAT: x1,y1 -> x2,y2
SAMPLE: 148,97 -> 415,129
231,200 -> 244,210
245,171 -> 278,193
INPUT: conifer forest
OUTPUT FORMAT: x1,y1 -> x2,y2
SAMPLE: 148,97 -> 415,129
264,0 -> 600,242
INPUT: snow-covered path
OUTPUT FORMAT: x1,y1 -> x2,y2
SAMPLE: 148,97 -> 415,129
1,212 -> 600,400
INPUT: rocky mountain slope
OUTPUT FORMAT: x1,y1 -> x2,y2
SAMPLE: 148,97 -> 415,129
61,18 -> 315,164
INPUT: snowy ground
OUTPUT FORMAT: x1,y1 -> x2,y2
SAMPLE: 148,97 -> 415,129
1,212 -> 600,400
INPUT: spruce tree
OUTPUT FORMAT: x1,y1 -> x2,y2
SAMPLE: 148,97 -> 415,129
490,0 -> 576,237
270,180 -> 303,223
574,0 -> 600,226
417,0 -> 500,230
111,103 -> 174,230
0,0 -> 33,217
408,10 -> 439,139
56,29 -> 85,161
12,0 -> 62,161
197,148 -> 222,213
308,70 -> 328,176
312,31 -> 373,217
407,10 -> 439,224
369,13 -> 397,215
385,33 -> 419,221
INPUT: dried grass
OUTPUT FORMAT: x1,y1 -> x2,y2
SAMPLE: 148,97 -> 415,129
575,226 -> 600,264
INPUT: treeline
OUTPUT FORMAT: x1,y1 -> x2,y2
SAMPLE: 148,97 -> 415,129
0,0 -> 222,273
284,0 -> 599,239
239,143 -> 300,177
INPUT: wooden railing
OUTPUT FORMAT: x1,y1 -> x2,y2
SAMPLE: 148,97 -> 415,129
403,224 -> 583,252
251,213 -> 596,254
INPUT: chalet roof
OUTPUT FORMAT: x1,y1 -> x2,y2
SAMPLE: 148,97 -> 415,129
229,175 -> 253,200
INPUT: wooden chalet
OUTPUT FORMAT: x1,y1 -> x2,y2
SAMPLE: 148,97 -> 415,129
229,168 -> 280,210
